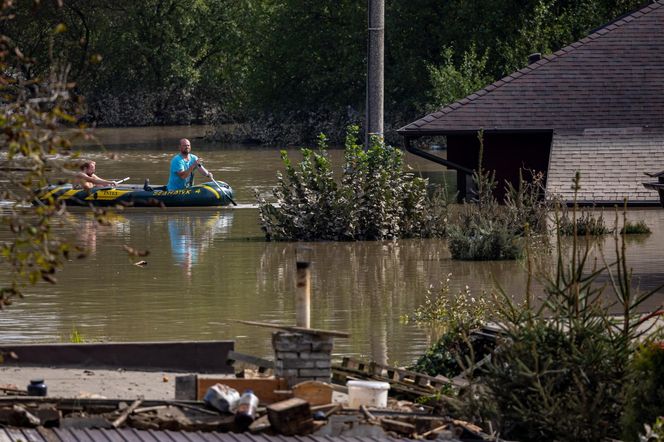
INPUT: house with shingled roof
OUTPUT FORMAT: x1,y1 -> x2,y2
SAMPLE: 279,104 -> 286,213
398,0 -> 664,205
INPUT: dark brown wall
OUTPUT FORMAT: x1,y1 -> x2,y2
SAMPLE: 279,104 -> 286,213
447,131 -> 552,201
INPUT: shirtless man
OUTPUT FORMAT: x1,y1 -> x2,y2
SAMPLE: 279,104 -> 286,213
73,161 -> 117,191
167,138 -> 213,191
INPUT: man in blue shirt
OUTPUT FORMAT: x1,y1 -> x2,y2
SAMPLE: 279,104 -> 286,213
167,138 -> 214,190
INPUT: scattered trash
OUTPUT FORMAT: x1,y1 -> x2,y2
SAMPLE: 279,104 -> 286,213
347,380 -> 389,408
26,379 -> 47,397
234,389 -> 259,431
202,384 -> 239,413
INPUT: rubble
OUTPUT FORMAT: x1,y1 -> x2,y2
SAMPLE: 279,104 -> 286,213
0,326 -> 495,440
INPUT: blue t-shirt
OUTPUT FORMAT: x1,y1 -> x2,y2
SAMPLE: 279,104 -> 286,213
167,153 -> 198,190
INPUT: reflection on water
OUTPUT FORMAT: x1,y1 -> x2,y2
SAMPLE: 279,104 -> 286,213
0,133 -> 662,365
168,212 -> 233,278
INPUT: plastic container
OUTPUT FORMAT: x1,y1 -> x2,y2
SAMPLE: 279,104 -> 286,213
234,389 -> 259,431
27,379 -> 47,397
203,384 -> 240,413
347,380 -> 389,408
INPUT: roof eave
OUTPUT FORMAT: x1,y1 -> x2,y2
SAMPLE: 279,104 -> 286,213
398,127 -> 555,138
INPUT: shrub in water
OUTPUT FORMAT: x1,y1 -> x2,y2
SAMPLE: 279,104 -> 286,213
257,126 -> 448,240
504,169 -> 548,234
447,131 -> 523,260
620,220 -> 651,235
558,210 -> 610,236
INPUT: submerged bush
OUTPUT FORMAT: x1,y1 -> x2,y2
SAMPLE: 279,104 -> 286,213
504,169 -> 548,234
620,220 -> 652,235
558,210 -> 610,236
447,220 -> 522,260
256,126 -> 449,241
447,131 -> 523,260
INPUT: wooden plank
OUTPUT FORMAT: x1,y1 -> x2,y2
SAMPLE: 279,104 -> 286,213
112,399 -> 142,428
197,377 -> 291,405
381,418 -> 416,436
267,398 -> 313,436
235,320 -> 350,338
340,358 -> 455,386
331,366 -> 451,400
292,381 -> 333,406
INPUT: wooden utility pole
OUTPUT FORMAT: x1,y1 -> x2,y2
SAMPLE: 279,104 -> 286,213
295,260 -> 311,328
366,0 -> 384,148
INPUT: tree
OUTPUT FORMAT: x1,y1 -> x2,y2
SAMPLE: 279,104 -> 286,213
0,1 -> 94,306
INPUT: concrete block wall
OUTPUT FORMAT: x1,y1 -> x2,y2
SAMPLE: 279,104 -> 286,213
272,332 -> 333,386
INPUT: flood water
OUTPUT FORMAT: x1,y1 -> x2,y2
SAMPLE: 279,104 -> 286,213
0,126 -> 662,365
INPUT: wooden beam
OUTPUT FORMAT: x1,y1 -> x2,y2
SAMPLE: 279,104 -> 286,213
235,320 -> 350,338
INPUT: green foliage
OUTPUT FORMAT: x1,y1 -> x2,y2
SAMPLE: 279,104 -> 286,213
640,416 -> 664,442
2,0 -> 646,131
425,45 -> 493,111
67,327 -> 86,344
402,275 -> 488,340
3,0 -> 255,125
484,317 -> 628,441
621,220 -> 652,235
0,4 -> 89,305
622,343 -> 664,442
388,0 -> 644,113
0,3 -> 115,307
558,210 -> 610,236
411,327 -> 469,379
244,0 -> 365,115
447,131 -> 523,261
504,169 -> 548,234
475,176 -> 663,441
257,126 -> 448,241
405,274 -> 491,379
447,220 -> 522,261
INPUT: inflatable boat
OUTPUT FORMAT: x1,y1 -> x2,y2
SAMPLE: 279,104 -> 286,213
35,181 -> 235,208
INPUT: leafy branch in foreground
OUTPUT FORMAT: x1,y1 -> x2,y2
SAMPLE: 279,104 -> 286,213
0,3 -> 106,305
256,125 -> 449,241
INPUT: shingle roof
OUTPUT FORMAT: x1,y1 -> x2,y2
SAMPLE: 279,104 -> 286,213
0,428 -> 410,442
546,129 -> 664,203
398,1 -> 664,134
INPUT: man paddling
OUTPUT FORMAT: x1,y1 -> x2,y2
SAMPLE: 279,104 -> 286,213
167,138 -> 214,190
73,160 -> 117,191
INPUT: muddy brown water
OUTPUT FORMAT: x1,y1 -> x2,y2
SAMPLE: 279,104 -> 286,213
0,126 -> 662,366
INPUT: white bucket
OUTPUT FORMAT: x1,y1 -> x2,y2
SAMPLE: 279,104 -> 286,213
347,380 -> 390,408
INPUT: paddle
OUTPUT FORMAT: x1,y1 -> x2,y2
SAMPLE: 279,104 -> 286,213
210,176 -> 237,206
99,177 -> 130,189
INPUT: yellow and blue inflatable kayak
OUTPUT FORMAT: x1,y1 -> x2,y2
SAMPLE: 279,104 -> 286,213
35,181 -> 235,207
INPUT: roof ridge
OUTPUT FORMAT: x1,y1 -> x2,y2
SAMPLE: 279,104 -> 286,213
410,0 -> 664,127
